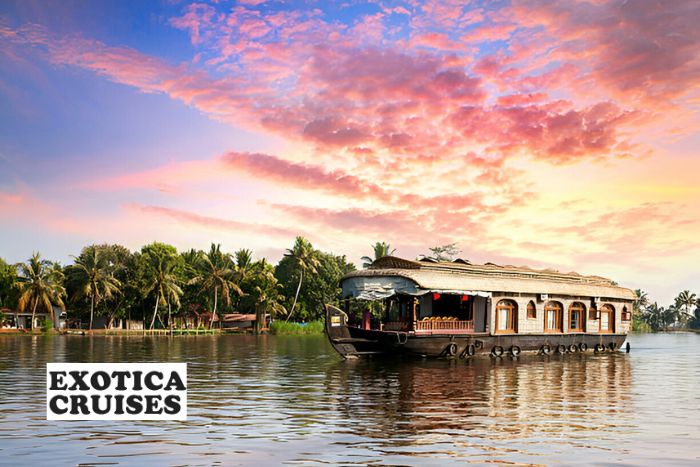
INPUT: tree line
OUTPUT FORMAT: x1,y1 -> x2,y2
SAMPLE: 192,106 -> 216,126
633,289 -> 700,332
0,236 -> 355,331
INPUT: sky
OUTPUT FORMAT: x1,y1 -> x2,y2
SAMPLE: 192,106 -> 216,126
0,0 -> 699,305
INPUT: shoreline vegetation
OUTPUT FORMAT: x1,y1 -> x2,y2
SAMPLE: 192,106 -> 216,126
631,289 -> 700,333
1,240 -> 698,336
0,237 -> 352,336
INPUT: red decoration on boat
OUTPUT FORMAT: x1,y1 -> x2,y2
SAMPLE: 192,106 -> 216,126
461,295 -> 469,301
432,293 -> 441,300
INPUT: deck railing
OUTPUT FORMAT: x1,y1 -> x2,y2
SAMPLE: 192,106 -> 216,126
382,320 -> 475,333
414,319 -> 474,332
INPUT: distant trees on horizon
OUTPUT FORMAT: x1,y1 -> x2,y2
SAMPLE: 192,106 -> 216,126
633,289 -> 700,332
0,237 -> 355,331
1,242 -> 697,333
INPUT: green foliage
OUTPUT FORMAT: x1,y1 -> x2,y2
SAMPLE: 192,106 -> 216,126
42,317 -> 53,332
361,242 -> 396,268
188,243 -> 242,329
269,320 -> 323,335
140,242 -> 184,330
275,238 -> 355,321
15,252 -> 66,330
65,245 -> 122,330
631,315 -> 652,332
0,257 -> 18,309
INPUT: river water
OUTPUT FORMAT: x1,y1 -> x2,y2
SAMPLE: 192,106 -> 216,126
0,332 -> 698,466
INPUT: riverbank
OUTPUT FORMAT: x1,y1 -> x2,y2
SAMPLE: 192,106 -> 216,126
270,320 -> 323,335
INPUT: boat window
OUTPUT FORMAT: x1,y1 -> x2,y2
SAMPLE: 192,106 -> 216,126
544,301 -> 563,333
527,301 -> 536,319
569,302 -> 586,332
600,304 -> 615,333
495,299 -> 517,333
622,306 -> 631,321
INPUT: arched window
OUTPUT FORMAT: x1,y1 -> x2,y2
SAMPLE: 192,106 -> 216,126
600,304 -> 615,333
569,302 -> 586,332
544,301 -> 563,333
495,299 -> 517,333
527,301 -> 537,319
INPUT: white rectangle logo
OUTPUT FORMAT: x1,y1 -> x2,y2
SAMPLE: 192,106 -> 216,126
47,363 -> 187,420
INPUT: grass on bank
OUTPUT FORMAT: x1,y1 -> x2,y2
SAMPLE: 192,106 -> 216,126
270,320 -> 324,335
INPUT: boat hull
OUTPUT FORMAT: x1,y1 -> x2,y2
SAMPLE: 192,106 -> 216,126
325,304 -> 628,359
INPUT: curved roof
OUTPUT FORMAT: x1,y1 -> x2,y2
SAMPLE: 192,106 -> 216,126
342,256 -> 636,301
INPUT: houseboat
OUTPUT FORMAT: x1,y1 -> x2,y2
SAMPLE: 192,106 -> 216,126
325,256 -> 635,358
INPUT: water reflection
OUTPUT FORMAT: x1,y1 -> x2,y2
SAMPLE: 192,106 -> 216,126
325,354 -> 633,463
0,334 -> 698,466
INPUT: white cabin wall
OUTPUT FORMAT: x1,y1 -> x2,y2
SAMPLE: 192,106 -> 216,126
489,294 -> 632,335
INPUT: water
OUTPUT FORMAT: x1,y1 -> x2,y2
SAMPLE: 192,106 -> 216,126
0,333 -> 698,466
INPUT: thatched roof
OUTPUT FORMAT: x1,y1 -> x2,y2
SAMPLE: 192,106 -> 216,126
342,256 -> 636,301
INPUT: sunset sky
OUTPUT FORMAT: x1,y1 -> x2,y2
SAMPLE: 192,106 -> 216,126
1,0 -> 699,304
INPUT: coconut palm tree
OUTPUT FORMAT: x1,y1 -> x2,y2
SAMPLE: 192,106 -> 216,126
284,236 -> 320,322
674,290 -> 697,326
190,244 -> 242,329
633,289 -> 649,313
643,302 -> 663,331
361,242 -> 396,268
67,246 -> 121,330
250,259 -> 286,333
15,252 -> 65,331
142,250 -> 182,330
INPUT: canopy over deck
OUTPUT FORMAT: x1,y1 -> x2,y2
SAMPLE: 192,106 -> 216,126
342,256 -> 636,301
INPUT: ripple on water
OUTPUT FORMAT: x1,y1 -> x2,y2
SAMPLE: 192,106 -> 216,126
0,333 -> 699,465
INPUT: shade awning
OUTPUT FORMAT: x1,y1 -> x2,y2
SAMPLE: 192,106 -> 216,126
354,288 -> 491,301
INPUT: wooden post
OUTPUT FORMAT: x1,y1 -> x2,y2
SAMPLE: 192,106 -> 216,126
412,298 -> 417,331
485,297 -> 491,333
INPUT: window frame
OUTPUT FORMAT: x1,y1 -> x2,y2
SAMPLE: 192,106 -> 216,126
495,299 -> 518,334
568,302 -> 586,332
544,301 -> 563,333
527,300 -> 537,319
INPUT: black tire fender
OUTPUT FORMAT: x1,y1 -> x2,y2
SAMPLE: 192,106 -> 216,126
594,343 -> 605,353
557,344 -> 567,354
540,344 -> 551,355
509,345 -> 521,357
568,344 -> 578,353
466,344 -> 476,357
578,343 -> 588,352
491,345 -> 504,357
446,343 -> 458,356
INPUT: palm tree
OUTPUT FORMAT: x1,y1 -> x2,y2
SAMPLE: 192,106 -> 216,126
67,246 -> 121,330
674,290 -> 697,327
250,259 -> 286,333
361,242 -> 396,268
14,252 -> 65,331
190,244 -> 242,329
643,302 -> 663,331
142,250 -> 182,330
284,236 -> 320,322
633,289 -> 649,313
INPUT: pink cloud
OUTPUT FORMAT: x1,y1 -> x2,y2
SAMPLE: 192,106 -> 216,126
411,32 -> 463,51
460,23 -> 517,43
510,0 -> 700,103
126,204 -> 299,239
